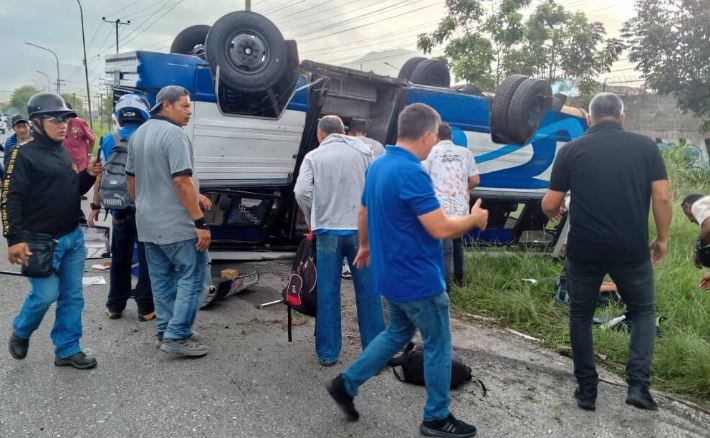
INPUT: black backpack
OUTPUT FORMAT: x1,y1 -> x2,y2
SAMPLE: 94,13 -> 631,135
99,132 -> 132,210
282,233 -> 317,341
388,342 -> 487,394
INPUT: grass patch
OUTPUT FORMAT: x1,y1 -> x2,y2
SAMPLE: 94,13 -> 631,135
452,153 -> 710,401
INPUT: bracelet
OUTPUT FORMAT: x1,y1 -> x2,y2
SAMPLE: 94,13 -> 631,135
90,202 -> 101,211
194,217 -> 209,229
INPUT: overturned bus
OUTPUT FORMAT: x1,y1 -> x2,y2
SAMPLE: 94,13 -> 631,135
105,10 -> 587,253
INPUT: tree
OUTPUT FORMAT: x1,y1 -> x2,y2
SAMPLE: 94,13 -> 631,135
7,85 -> 41,116
623,0 -> 710,130
417,0 -> 623,96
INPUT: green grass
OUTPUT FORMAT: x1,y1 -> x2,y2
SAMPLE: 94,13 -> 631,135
452,154 -> 710,402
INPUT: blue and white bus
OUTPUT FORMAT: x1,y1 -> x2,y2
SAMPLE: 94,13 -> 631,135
105,10 -> 587,252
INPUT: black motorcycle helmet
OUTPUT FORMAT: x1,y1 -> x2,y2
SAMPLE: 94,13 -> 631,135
27,93 -> 76,119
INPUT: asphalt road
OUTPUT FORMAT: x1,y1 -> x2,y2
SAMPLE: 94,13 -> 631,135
0,226 -> 708,437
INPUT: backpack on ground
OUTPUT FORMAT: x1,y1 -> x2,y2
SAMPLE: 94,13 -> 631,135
282,232 -> 317,341
99,132 -> 132,210
388,342 -> 487,394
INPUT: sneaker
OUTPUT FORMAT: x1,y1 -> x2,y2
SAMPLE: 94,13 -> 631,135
159,337 -> 209,357
626,385 -> 658,411
319,358 -> 338,367
106,308 -> 122,320
326,375 -> 359,421
54,352 -> 97,370
574,386 -> 597,411
154,332 -> 164,349
138,311 -> 156,322
420,413 -> 477,437
341,260 -> 352,280
9,332 -> 29,360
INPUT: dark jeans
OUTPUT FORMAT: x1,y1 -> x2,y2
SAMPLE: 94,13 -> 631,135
565,258 -> 656,388
442,238 -> 465,291
105,208 -> 154,315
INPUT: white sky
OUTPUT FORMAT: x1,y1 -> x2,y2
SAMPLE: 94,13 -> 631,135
0,0 -> 638,102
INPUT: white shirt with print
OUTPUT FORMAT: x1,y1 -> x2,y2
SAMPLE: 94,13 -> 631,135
423,140 -> 480,217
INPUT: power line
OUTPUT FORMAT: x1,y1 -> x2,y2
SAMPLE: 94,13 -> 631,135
262,0 -> 308,16
118,0 -> 174,45
298,1 -> 441,43
295,0 -> 426,40
120,0 -> 184,48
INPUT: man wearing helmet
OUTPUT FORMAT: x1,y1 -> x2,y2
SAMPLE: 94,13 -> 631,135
87,94 -> 155,321
2,93 -> 103,370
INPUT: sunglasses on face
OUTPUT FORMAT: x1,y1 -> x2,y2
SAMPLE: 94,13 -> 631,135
44,114 -> 73,124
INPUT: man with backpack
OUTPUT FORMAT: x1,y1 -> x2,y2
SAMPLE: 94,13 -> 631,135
88,94 -> 155,321
325,104 -> 488,437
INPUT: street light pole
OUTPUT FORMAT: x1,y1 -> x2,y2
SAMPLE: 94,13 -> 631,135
36,70 -> 51,91
25,42 -> 61,93
102,17 -> 131,53
77,0 -> 93,128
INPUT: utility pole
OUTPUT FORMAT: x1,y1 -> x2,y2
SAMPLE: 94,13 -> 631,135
102,17 -> 131,53
245,0 -> 251,11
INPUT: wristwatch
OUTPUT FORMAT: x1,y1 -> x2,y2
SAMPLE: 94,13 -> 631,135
194,217 -> 209,229
90,202 -> 101,211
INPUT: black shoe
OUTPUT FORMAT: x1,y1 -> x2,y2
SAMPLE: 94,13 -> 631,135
9,332 -> 29,360
626,385 -> 658,411
54,352 -> 97,370
420,413 -> 477,437
155,332 -> 163,349
574,386 -> 597,411
106,308 -> 122,320
326,374 -> 359,422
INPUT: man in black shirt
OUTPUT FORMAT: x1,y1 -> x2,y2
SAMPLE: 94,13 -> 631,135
2,93 -> 102,370
542,92 -> 672,411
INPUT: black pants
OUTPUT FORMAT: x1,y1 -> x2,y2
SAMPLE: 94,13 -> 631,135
105,208 -> 154,315
565,258 -> 656,388
443,238 -> 465,291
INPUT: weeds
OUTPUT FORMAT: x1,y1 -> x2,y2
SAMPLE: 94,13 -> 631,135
452,163 -> 710,401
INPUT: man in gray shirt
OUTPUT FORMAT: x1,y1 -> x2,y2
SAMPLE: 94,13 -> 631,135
126,85 -> 212,358
294,115 -> 385,366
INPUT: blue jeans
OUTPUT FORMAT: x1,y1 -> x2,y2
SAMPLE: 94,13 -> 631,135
316,232 -> 385,362
106,208 -> 154,315
342,292 -> 452,421
144,239 -> 209,341
13,227 -> 86,358
566,258 -> 656,388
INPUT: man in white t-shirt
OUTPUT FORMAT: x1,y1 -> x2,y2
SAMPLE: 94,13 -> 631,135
423,123 -> 480,292
681,193 -> 710,290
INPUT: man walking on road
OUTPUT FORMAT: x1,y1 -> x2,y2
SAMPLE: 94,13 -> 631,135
126,85 -> 211,358
3,93 -> 102,369
424,123 -> 480,292
294,115 -> 385,366
542,92 -> 672,411
326,104 -> 487,438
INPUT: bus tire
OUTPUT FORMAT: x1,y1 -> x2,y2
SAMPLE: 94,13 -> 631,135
506,78 -> 553,145
206,11 -> 288,92
170,25 -> 211,55
490,74 -> 528,144
409,59 -> 451,87
398,57 -> 426,81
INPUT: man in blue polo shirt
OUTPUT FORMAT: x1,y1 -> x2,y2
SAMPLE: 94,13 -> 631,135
326,104 -> 488,438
